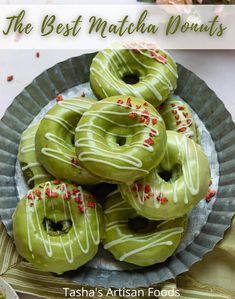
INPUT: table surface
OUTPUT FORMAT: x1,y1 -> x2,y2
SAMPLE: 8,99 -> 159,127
0,50 -> 234,299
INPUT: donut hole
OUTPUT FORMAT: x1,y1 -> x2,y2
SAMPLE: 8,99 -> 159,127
71,135 -> 75,146
128,217 -> 159,233
158,164 -> 182,183
116,136 -> 127,146
43,218 -> 72,236
122,74 -> 139,85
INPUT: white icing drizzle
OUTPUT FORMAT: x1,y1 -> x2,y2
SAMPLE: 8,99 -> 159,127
118,229 -> 183,262
19,123 -> 52,186
26,182 -> 100,262
91,49 -> 177,100
75,101 -> 162,174
40,99 -> 95,173
128,133 -> 201,209
44,115 -> 75,135
159,98 -> 195,139
104,197 -> 184,261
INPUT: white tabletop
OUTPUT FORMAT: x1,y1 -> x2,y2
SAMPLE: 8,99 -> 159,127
0,50 -> 234,299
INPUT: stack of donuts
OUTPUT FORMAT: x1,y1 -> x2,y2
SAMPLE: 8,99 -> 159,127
13,47 -> 212,275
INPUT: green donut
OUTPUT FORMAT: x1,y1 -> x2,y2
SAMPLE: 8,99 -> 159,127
120,131 -> 210,220
75,96 -> 167,184
0,292 -> 5,299
12,181 -> 104,274
35,98 -> 101,185
90,48 -> 178,106
18,122 -> 53,188
158,95 -> 200,143
103,191 -> 187,267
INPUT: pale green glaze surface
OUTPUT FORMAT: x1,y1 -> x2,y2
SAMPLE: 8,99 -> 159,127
18,122 -> 53,188
120,131 -> 210,220
103,191 -> 187,267
158,95 -> 200,143
35,98 -> 101,185
12,181 -> 104,274
75,95 -> 167,184
90,49 -> 178,106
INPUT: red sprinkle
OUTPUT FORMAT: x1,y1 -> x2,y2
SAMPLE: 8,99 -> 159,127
143,102 -> 148,106
177,127 -> 187,133
139,116 -> 145,122
176,120 -> 182,125
150,51 -> 167,64
132,183 -> 142,192
209,189 -> 216,198
136,104 -> 141,110
133,49 -> 140,54
45,189 -> 51,197
152,118 -> 157,125
87,201 -> 96,208
7,75 -> 13,82
172,110 -> 177,115
81,92 -> 85,97
183,112 -> 189,118
117,99 -> 123,105
50,192 -> 58,198
178,105 -> 185,110
71,158 -> 78,167
27,193 -> 34,200
144,119 -> 150,126
205,195 -> 212,202
126,97 -> 132,107
56,94 -> 63,102
144,138 -> 154,146
72,188 -> 80,195
175,115 -> 179,120
144,184 -> 151,193
74,197 -> 82,204
63,192 -> 71,200
129,112 -> 137,119
158,104 -> 164,111
150,129 -> 157,137
161,197 -> 168,203
53,180 -> 61,185
187,119 -> 192,125
29,202 -> 34,207
78,205 -> 85,213
156,196 -> 168,203
35,190 -> 41,198
170,103 -> 176,107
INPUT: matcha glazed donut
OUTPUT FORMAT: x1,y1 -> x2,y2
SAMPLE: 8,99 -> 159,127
90,48 -> 178,106
75,96 -> 167,184
103,191 -> 187,266
120,131 -> 210,220
35,98 -> 100,185
18,122 -> 53,188
13,181 -> 104,274
158,95 -> 200,143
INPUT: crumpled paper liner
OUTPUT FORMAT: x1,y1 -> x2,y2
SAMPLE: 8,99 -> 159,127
0,52 -> 235,288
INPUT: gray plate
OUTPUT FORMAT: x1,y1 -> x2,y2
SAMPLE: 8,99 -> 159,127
0,52 -> 235,288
